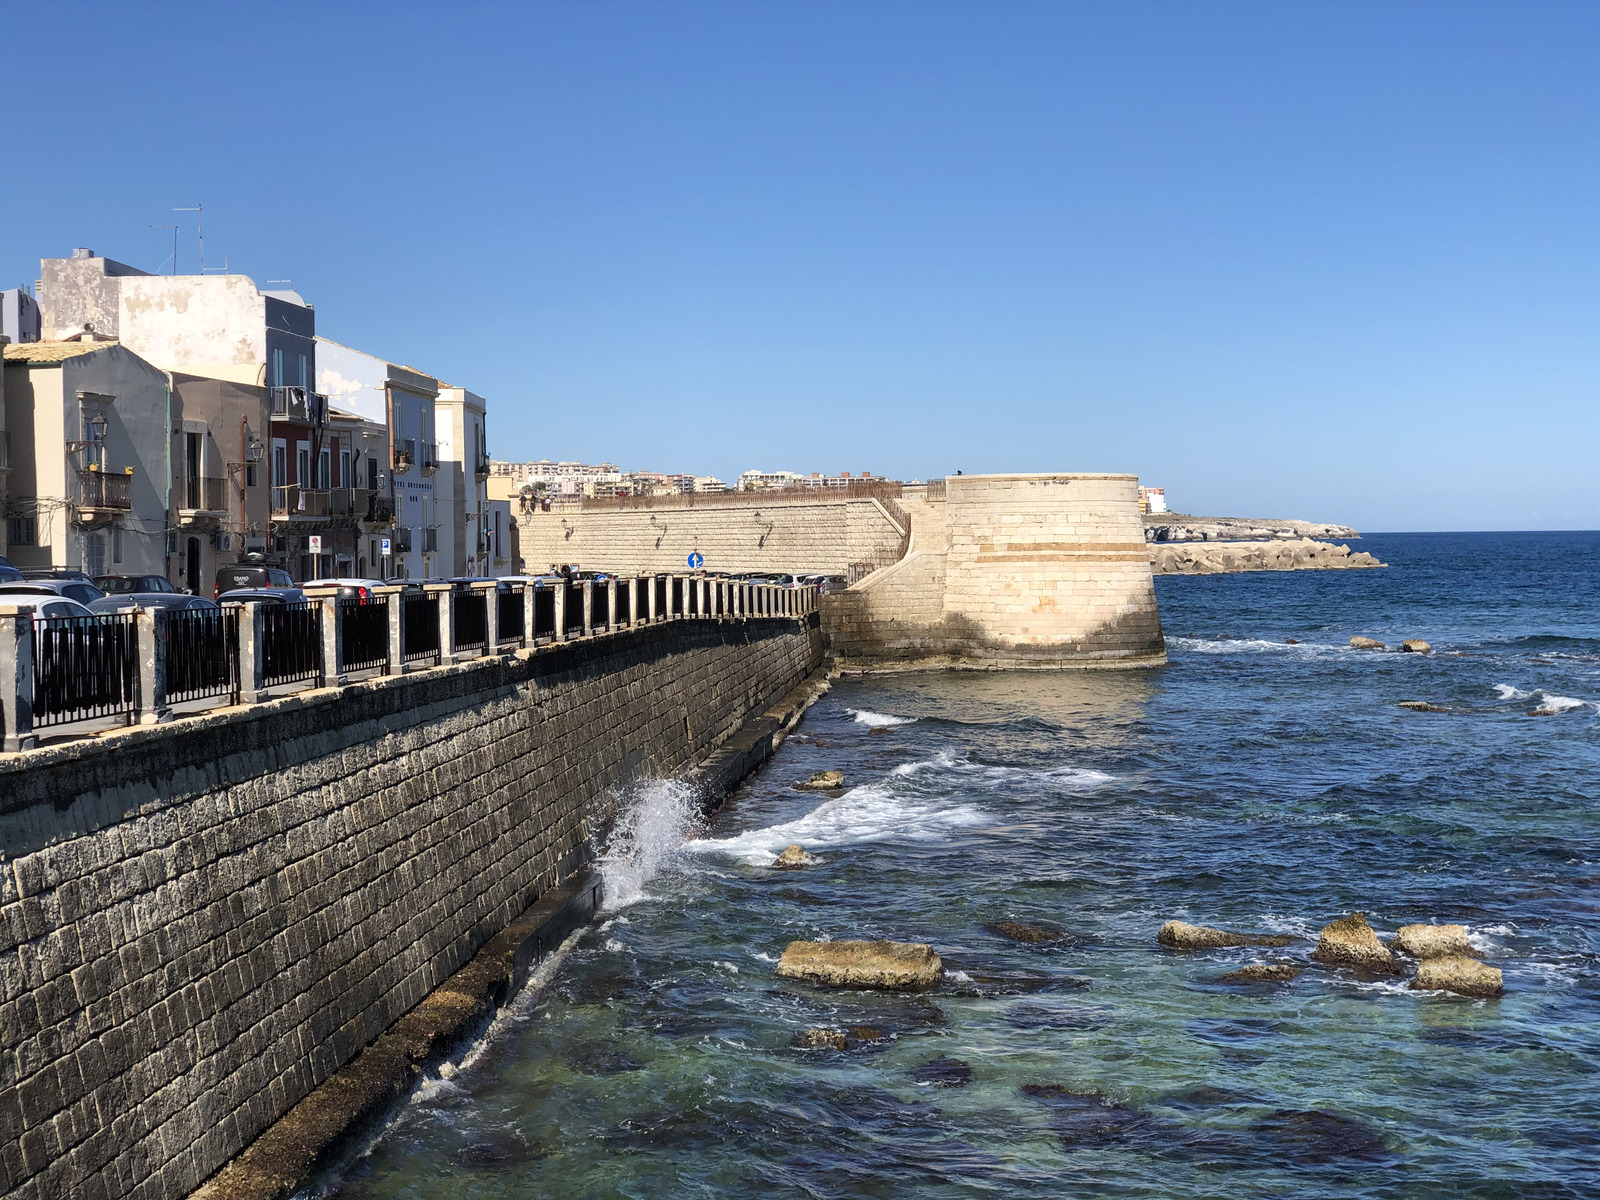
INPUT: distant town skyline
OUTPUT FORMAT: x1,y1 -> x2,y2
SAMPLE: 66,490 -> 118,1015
2,2 -> 1595,531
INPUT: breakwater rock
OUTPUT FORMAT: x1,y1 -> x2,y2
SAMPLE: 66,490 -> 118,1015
776,940 -> 944,990
1145,513 -> 1361,542
1152,537 -> 1384,575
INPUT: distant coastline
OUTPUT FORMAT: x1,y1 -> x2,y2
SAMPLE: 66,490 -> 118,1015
1146,513 -> 1384,575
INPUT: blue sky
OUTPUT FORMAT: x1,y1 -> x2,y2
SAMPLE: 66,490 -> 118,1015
3,1 -> 1595,530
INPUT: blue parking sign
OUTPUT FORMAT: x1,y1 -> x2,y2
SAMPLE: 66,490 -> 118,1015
687,551 -> 704,569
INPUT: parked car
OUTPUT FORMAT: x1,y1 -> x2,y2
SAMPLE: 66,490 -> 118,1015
0,594 -> 98,620
302,577 -> 389,602
21,567 -> 97,583
215,562 -> 295,598
88,593 -> 219,615
0,556 -> 21,584
0,579 -> 108,605
95,574 -> 179,595
215,588 -> 310,605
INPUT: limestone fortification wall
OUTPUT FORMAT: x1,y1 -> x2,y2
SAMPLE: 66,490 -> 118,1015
0,619 -> 823,1200
516,495 -> 905,575
824,474 -> 1165,669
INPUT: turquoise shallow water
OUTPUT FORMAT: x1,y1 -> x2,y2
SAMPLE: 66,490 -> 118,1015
318,531 -> 1600,1200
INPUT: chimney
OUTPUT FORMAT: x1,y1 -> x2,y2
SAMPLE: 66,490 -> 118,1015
72,248 -> 93,259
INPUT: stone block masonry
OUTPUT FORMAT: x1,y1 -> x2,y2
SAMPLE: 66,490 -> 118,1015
0,615 -> 824,1199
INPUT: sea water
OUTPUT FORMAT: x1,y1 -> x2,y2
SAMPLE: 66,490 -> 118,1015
316,531 -> 1600,1199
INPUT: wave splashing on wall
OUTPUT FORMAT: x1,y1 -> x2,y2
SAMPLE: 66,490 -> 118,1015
597,779 -> 703,910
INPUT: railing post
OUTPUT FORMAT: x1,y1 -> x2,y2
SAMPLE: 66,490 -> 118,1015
0,608 -> 36,751
232,600 -> 269,702
136,606 -> 173,724
377,586 -> 405,675
428,582 -> 456,664
627,576 -> 639,627
582,580 -> 593,636
606,577 -> 617,632
647,575 -> 658,622
523,582 -> 537,646
554,581 -> 567,640
478,581 -> 500,655
305,586 -> 346,687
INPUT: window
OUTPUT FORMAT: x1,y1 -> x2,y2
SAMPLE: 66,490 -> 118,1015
272,441 -> 287,487
7,517 -> 34,546
84,533 -> 106,578
112,527 -> 123,564
298,352 -> 308,389
297,444 -> 310,486
317,448 -> 330,490
246,463 -> 258,488
340,450 -> 351,489
272,348 -> 284,388
367,457 -> 379,490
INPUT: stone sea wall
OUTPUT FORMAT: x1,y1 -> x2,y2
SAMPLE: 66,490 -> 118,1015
0,617 -> 824,1200
516,495 -> 906,575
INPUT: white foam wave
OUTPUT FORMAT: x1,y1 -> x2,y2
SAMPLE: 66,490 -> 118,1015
1530,694 -> 1589,714
597,779 -> 701,910
686,781 -> 990,865
1167,636 -> 1345,656
848,708 -> 918,727
1493,683 -> 1532,701
891,749 -> 1114,790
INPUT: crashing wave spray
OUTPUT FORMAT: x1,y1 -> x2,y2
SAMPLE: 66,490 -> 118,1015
596,779 -> 702,910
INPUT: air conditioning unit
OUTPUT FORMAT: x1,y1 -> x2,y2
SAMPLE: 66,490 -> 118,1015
213,532 -> 233,551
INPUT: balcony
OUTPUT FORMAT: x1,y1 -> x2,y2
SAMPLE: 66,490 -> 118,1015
393,440 -> 437,475
78,469 -> 133,518
392,527 -> 413,554
474,455 -> 490,479
178,476 -> 229,522
272,485 -> 330,518
421,526 -> 438,553
268,386 -> 329,426
365,493 -> 394,524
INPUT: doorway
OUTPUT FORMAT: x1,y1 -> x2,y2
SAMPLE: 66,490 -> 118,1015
186,537 -> 201,596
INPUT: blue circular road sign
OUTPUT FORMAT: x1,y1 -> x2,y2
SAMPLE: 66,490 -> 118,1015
687,551 -> 704,569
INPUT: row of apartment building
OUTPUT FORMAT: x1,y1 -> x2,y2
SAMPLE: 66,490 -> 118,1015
0,249 -> 511,590
486,460 -> 888,509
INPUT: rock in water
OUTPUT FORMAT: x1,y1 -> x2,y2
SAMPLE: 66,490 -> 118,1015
911,1055 -> 974,1087
798,770 -> 844,790
1310,913 -> 1400,974
1285,638 -> 1300,644
989,920 -> 1067,944
1218,965 -> 1304,984
776,939 -> 944,991
1392,923 -> 1473,959
1158,920 -> 1292,950
1401,639 -> 1432,653
772,844 -> 822,869
1397,701 -> 1450,712
793,1028 -> 848,1050
1411,955 -> 1503,998
1349,636 -> 1385,650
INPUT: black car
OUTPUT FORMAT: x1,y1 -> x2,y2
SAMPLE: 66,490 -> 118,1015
95,574 -> 179,595
215,563 -> 295,599
215,588 -> 310,606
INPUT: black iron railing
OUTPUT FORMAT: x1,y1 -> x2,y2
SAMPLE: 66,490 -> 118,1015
533,587 -> 556,639
402,593 -> 440,665
497,589 -> 525,645
33,612 -> 140,728
454,591 -> 487,653
78,471 -> 133,511
165,607 -> 239,704
564,583 -> 585,633
339,597 -> 388,673
261,602 -> 322,687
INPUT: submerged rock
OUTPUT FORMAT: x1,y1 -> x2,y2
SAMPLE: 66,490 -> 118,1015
772,844 -> 822,869
793,1027 -> 848,1050
845,1024 -> 887,1044
868,726 -> 890,736
1401,639 -> 1433,654
797,770 -> 844,790
911,1055 -> 973,1087
1218,964 -> 1303,984
1349,636 -> 1386,650
1411,954 -> 1503,998
1310,913 -> 1400,974
1158,920 -> 1291,950
776,939 -> 944,991
1397,701 -> 1450,712
1285,638 -> 1300,644
988,920 -> 1068,944
1392,923 -> 1473,959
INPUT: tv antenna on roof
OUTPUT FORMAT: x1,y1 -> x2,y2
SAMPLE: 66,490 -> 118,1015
173,205 -> 203,272
151,225 -> 179,274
